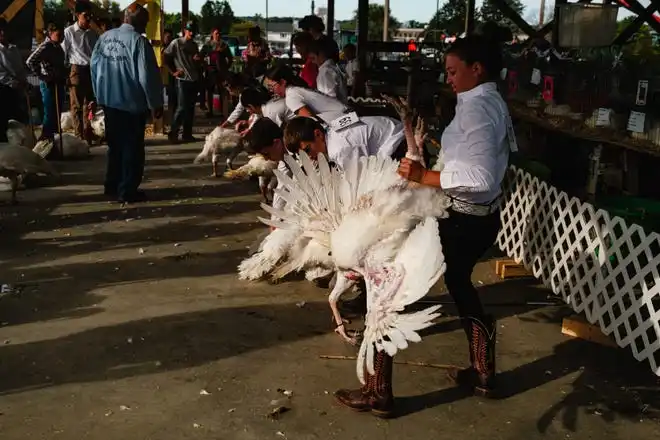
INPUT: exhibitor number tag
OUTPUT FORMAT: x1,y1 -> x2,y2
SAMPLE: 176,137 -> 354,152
330,112 -> 360,132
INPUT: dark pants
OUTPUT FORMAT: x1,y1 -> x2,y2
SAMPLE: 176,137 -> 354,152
0,85 -> 25,143
438,210 -> 501,321
166,76 -> 178,125
104,107 -> 147,199
171,79 -> 197,138
40,82 -> 65,138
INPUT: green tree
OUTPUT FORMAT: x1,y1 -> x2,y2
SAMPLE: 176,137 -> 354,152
43,0 -> 72,27
616,17 -> 659,63
92,0 -> 121,17
164,11 -> 201,34
346,4 -> 401,41
480,0 -> 524,32
200,0 -> 235,34
428,0 -> 467,36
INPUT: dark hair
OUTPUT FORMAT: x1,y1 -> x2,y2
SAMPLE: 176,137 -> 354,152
283,117 -> 325,154
111,17 -> 122,28
264,63 -> 309,88
46,22 -> 61,33
225,71 -> 253,90
445,34 -> 503,80
74,1 -> 92,14
248,26 -> 261,40
240,87 -> 270,108
343,43 -> 356,54
299,15 -> 325,32
308,38 -> 333,58
0,18 -> 6,30
164,28 -> 173,35
292,31 -> 314,49
246,118 -> 283,154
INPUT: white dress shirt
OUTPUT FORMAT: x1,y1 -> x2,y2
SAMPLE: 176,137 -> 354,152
284,86 -> 349,124
316,59 -> 348,104
438,82 -> 510,205
226,98 -> 245,124
326,116 -> 404,170
261,97 -> 295,127
0,42 -> 26,87
62,22 -> 98,66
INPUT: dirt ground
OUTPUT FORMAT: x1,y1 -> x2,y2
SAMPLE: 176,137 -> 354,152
0,138 -> 659,440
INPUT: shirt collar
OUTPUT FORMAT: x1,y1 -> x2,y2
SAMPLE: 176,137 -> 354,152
73,22 -> 81,32
119,23 -> 135,32
457,81 -> 497,104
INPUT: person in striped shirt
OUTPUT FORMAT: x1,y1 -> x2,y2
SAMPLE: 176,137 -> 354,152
26,23 -> 67,141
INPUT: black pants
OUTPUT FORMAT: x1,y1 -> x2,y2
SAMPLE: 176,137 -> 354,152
438,210 -> 501,320
0,85 -> 25,143
104,107 -> 147,199
171,79 -> 197,138
166,76 -> 178,125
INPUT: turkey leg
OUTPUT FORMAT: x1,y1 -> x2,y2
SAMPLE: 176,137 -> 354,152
329,273 -> 358,344
9,174 -> 19,205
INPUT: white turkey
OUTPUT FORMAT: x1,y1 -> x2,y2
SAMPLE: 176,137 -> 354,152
255,151 -> 451,353
238,225 -> 334,283
194,126 -> 243,177
0,143 -> 59,204
90,109 -> 105,139
33,133 -> 90,159
60,111 -> 74,131
223,154 -> 277,180
6,119 -> 42,148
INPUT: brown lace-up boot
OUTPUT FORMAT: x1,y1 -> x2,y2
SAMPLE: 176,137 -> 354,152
334,351 -> 394,417
447,315 -> 497,397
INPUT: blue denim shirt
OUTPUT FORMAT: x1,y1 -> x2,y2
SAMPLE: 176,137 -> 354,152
91,24 -> 163,114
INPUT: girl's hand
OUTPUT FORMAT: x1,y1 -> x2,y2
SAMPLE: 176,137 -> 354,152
397,158 -> 426,183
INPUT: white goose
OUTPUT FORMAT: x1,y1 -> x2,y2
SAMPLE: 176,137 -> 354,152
253,150 -> 451,367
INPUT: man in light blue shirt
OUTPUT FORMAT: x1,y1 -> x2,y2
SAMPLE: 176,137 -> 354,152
91,3 -> 163,203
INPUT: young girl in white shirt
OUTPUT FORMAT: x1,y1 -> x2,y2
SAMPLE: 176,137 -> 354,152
308,39 -> 348,104
263,64 -> 349,125
334,32 -> 511,417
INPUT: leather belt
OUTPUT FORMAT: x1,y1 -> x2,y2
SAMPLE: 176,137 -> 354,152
450,196 -> 501,216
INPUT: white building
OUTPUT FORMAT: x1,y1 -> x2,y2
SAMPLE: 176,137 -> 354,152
256,21 -> 295,52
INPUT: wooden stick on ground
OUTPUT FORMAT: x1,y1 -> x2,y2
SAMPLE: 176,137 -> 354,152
319,355 -> 458,370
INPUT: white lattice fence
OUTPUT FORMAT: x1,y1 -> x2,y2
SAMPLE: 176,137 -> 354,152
498,166 -> 660,376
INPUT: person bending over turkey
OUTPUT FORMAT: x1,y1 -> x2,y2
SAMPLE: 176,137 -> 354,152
263,64 -> 349,125
336,34 -> 512,418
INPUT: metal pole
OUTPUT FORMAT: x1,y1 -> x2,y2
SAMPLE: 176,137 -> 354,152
383,0 -> 389,41
265,0 -> 269,38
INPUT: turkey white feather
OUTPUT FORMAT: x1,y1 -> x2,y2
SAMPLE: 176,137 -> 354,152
194,126 -> 243,176
0,143 -> 59,204
258,151 -> 451,374
33,133 -> 90,159
223,154 -> 278,180
60,111 -> 74,131
6,119 -> 42,148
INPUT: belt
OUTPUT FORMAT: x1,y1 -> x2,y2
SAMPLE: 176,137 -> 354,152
450,196 -> 501,216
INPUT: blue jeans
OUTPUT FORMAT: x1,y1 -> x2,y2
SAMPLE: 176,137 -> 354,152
40,82 -> 64,138
103,107 -> 147,199
170,79 -> 197,138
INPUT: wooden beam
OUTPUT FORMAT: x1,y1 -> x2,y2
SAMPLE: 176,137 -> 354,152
0,0 -> 29,22
181,0 -> 189,33
488,0 -> 539,38
327,0 -> 334,38
465,0 -> 476,34
35,0 -> 45,43
613,2 -> 659,44
614,0 -> 660,34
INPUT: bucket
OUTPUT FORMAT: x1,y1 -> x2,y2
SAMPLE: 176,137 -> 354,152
213,94 -> 221,112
